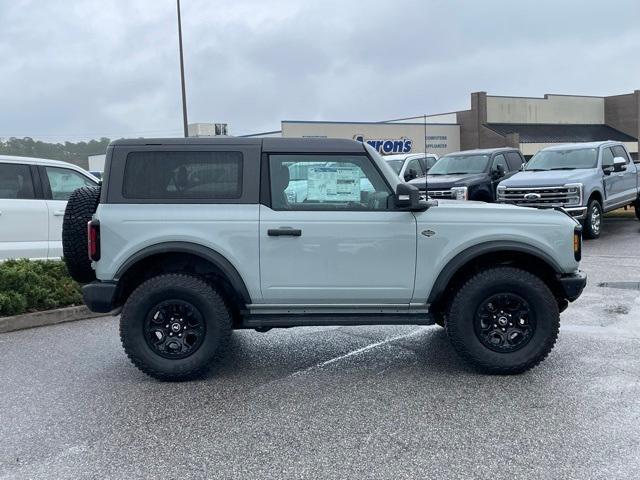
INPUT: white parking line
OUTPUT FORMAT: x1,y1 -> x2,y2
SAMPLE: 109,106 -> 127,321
294,328 -> 425,375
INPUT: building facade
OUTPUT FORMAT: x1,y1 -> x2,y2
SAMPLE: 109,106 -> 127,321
281,120 -> 460,157
274,90 -> 640,159
457,91 -> 639,158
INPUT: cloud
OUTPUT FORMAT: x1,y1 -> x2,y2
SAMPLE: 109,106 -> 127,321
0,0 -> 639,141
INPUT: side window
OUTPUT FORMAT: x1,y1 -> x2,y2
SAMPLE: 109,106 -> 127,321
612,145 -> 630,163
45,167 -> 96,201
269,154 -> 392,211
424,156 -> 438,170
405,158 -> 424,176
0,163 -> 35,199
122,151 -> 243,200
506,152 -> 524,171
491,154 -> 508,173
601,147 -> 615,169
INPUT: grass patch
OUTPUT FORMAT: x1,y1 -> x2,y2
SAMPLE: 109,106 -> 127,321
0,259 -> 82,317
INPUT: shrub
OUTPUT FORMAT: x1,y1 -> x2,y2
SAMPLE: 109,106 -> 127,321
0,259 -> 83,316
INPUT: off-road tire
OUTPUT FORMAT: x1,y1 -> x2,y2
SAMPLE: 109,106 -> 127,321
634,198 -> 640,221
446,267 -> 559,374
120,274 -> 232,381
62,185 -> 101,283
582,199 -> 602,239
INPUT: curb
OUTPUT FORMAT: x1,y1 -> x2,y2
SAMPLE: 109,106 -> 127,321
0,305 -> 107,334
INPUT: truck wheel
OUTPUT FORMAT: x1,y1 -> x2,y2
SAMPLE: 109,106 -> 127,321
635,198 -> 640,221
120,274 -> 232,381
583,199 -> 602,239
446,267 -> 559,374
62,185 -> 101,283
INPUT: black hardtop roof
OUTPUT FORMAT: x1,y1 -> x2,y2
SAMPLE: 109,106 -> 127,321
109,137 -> 366,153
445,147 -> 520,156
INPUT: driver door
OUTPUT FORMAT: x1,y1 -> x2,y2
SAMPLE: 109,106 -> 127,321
259,153 -> 417,304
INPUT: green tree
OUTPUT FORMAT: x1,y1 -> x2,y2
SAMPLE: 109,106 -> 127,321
0,137 -> 112,169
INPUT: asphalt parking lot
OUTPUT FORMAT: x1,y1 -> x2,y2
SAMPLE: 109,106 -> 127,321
1,217 -> 639,480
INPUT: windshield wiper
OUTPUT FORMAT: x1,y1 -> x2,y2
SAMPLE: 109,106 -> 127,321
548,167 -> 577,170
525,168 -> 548,171
445,172 -> 471,175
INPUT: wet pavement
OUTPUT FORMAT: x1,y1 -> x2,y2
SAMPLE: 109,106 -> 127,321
1,217 -> 639,479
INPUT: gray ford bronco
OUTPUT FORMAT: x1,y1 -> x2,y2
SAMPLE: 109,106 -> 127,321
62,137 -> 586,381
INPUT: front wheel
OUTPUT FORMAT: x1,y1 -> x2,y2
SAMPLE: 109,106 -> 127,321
634,198 -> 640,221
120,274 -> 232,381
583,199 -> 602,239
446,267 -> 559,374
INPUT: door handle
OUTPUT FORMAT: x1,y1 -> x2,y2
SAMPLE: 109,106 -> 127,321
268,228 -> 302,237
53,210 -> 65,216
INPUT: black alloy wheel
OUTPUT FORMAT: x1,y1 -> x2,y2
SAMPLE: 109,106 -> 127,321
474,293 -> 535,353
144,299 -> 206,359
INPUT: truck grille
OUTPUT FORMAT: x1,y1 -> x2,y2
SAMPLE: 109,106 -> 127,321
498,186 -> 577,207
426,190 -> 452,199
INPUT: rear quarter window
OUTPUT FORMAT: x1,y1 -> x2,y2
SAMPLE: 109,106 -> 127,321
122,151 -> 243,199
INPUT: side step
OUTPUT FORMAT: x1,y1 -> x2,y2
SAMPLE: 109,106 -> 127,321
240,313 -> 434,329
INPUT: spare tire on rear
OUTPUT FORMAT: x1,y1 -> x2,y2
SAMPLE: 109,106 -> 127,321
63,186 -> 101,283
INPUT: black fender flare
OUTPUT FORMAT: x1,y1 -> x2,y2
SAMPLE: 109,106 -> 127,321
115,241 -> 252,304
427,241 -> 562,305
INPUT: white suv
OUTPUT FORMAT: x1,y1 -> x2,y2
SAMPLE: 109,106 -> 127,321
0,155 -> 98,260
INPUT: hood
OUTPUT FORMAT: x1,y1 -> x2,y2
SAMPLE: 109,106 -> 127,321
500,169 -> 596,188
409,173 -> 487,190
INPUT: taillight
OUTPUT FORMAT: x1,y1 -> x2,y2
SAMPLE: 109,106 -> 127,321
88,220 -> 100,261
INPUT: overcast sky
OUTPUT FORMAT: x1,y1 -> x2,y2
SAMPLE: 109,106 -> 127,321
1,0 -> 639,142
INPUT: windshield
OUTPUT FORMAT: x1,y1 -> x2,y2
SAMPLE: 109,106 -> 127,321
385,159 -> 404,174
428,154 -> 490,175
525,148 -> 598,171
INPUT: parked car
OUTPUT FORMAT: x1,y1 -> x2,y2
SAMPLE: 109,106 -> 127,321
407,148 -> 525,201
62,137 -> 585,381
497,141 -> 640,239
384,153 -> 439,182
0,155 -> 98,260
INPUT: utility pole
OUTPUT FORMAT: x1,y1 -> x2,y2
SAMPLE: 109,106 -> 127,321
177,0 -> 189,137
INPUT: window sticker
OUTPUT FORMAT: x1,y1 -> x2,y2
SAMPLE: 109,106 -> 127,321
307,166 -> 361,202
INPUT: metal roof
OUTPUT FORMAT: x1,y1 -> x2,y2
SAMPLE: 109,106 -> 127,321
487,124 -> 637,143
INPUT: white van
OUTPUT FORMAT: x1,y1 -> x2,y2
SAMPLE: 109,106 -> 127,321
0,155 -> 99,260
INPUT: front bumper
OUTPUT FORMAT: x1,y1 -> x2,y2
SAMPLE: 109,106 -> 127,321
564,206 -> 588,220
558,271 -> 587,302
82,281 -> 117,313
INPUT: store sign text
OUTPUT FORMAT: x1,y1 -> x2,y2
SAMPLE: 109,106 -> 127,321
353,134 -> 412,154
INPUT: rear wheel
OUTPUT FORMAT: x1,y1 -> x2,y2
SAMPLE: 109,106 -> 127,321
446,267 -> 559,374
120,274 -> 232,381
634,198 -> 640,221
582,199 -> 602,239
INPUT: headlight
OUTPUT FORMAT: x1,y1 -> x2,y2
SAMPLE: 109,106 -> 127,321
564,183 -> 583,206
450,186 -> 468,201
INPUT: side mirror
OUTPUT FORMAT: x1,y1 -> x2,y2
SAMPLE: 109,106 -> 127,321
613,157 -> 627,172
492,164 -> 505,179
395,183 -> 427,211
404,168 -> 418,181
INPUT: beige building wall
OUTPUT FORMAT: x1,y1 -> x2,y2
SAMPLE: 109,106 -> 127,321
487,95 -> 605,124
281,121 -> 461,156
